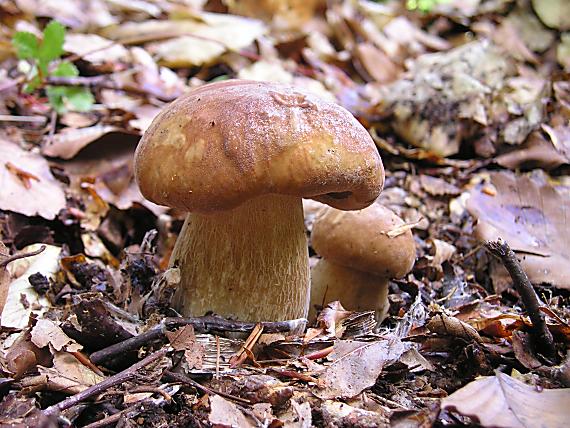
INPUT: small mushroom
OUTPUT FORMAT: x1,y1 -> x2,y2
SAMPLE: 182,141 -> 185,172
310,204 -> 415,321
134,80 -> 384,321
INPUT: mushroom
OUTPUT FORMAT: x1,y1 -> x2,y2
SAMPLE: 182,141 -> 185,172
134,80 -> 384,321
309,203 -> 415,321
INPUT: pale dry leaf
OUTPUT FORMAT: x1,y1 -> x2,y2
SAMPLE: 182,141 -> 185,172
317,336 -> 407,399
429,239 -> 456,269
281,399 -> 312,428
1,244 -> 60,329
42,125 -> 122,160
467,171 -> 570,290
0,139 -> 66,220
31,319 -> 82,353
442,371 -> 570,428
64,33 -> 128,64
208,394 -> 255,428
531,0 -> 570,30
38,352 -> 104,395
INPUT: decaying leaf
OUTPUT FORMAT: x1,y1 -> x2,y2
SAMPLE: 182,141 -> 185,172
38,351 -> 104,394
442,371 -> 570,428
208,394 -> 255,428
317,336 -> 407,399
0,244 -> 60,329
30,319 -> 82,353
166,325 -> 205,369
467,171 -> 570,290
42,125 -> 122,159
0,139 -> 66,220
426,313 -> 483,343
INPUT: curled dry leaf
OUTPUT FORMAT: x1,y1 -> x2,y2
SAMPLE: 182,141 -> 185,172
426,313 -> 483,343
30,319 -> 82,353
0,244 -> 60,330
467,171 -> 570,290
442,371 -> 570,428
0,139 -> 66,220
317,336 -> 407,399
42,125 -> 123,160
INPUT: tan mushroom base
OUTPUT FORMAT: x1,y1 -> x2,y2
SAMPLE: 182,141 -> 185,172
309,259 -> 389,322
169,194 -> 310,321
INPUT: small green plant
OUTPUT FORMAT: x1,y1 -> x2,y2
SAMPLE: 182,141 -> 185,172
12,21 -> 94,114
406,0 -> 450,13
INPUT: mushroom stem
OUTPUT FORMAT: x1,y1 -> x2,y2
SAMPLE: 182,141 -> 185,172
310,259 -> 389,321
170,194 -> 309,321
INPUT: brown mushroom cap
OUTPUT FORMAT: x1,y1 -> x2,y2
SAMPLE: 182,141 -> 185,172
311,204 -> 416,277
134,79 -> 384,213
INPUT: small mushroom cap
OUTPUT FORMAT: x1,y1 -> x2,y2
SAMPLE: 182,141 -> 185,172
135,79 -> 384,213
311,204 -> 416,277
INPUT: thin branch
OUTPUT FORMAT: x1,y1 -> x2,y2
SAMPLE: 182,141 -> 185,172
163,371 -> 251,405
0,245 -> 46,268
90,316 -> 306,364
484,238 -> 556,359
43,348 -> 168,416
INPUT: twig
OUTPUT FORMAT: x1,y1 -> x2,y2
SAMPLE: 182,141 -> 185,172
163,371 -> 251,405
82,399 -> 154,428
43,348 -> 168,416
484,238 -> 556,359
0,115 -> 47,124
90,316 -> 306,364
230,323 -> 263,368
90,326 -> 166,365
0,245 -> 46,268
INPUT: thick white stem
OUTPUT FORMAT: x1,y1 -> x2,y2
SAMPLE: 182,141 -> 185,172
310,259 -> 389,322
170,194 -> 310,321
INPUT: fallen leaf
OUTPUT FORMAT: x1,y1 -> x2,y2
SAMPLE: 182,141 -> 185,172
38,352 -> 105,394
467,171 -> 570,290
317,336 -> 407,399
531,0 -> 570,30
42,125 -> 123,159
31,319 -> 82,353
426,313 -> 483,343
208,394 -> 255,427
442,371 -> 570,428
0,244 -> 60,329
280,399 -> 312,428
0,139 -> 66,220
63,33 -> 128,64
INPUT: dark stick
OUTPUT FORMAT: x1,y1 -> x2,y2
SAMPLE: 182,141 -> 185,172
163,371 -> 251,405
90,316 -> 306,364
90,326 -> 166,365
43,348 -> 168,416
83,400 -> 156,428
484,239 -> 556,359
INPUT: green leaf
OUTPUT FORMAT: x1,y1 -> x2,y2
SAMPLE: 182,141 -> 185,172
46,86 -> 67,113
46,86 -> 94,113
38,21 -> 65,63
52,61 -> 78,77
12,32 -> 39,59
64,87 -> 94,112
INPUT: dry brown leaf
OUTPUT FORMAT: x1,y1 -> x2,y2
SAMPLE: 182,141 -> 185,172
419,175 -> 461,196
467,171 -> 570,290
166,325 -> 205,369
317,336 -> 407,399
442,371 -> 570,428
0,139 -> 66,220
38,352 -> 104,395
427,313 -> 483,343
496,131 -> 568,170
30,319 -> 82,353
208,394 -> 255,427
4,331 -> 51,379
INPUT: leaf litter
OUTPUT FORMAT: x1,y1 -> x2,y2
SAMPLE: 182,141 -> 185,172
0,0 -> 569,427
